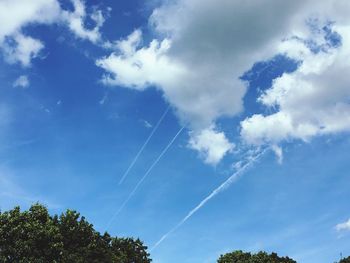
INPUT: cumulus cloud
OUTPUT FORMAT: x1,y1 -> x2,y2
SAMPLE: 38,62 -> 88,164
188,127 -> 234,165
96,30 -> 183,90
0,0 -> 61,40
241,16 -> 350,146
335,218 -> 350,232
2,0 -> 350,165
13,75 -> 29,88
96,0 -> 314,163
97,30 -> 235,163
0,0 -> 60,66
2,34 -> 44,67
96,0 -> 350,163
97,0 -> 311,128
61,0 -> 106,44
0,0 -> 107,66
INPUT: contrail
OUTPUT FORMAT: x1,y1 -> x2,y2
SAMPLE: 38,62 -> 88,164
150,148 -> 268,251
119,105 -> 171,185
106,126 -> 185,229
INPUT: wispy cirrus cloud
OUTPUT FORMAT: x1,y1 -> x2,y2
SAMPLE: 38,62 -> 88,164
13,75 -> 29,88
335,218 -> 350,232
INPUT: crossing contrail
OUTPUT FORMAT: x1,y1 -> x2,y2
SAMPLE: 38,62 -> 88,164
106,126 -> 185,229
150,148 -> 268,251
119,105 -> 171,185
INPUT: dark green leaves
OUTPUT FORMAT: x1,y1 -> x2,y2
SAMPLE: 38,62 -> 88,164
217,250 -> 296,263
0,203 -> 151,263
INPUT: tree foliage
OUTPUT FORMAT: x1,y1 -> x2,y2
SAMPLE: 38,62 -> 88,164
340,256 -> 350,263
217,250 -> 296,263
1,203 -> 348,263
0,204 -> 151,263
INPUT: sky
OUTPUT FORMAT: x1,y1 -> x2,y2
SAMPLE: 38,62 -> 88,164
1,0 -> 350,262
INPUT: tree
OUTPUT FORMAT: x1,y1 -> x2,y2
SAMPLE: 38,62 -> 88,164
0,203 -> 151,263
110,238 -> 152,263
340,256 -> 350,263
217,250 -> 296,263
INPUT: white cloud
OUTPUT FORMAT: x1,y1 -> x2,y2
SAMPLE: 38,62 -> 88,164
61,0 -> 106,44
95,0 -> 331,164
0,0 -> 61,41
188,127 -> 234,165
271,145 -> 283,164
13,75 -> 29,88
94,0 -> 350,163
91,8 -> 105,28
96,31 -> 184,91
97,1 -> 310,129
336,218 -> 350,232
0,0 -> 107,66
1,0 -> 350,165
241,17 -> 350,146
103,26 -> 143,52
0,0 -> 60,66
3,34 -> 44,67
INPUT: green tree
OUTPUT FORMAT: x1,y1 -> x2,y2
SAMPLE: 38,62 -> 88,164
110,238 -> 151,263
0,204 -> 63,263
0,203 -> 151,263
218,250 -> 296,263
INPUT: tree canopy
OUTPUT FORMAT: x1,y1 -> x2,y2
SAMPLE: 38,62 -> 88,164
0,203 -> 151,263
340,256 -> 350,263
0,203 -> 348,263
217,250 -> 296,263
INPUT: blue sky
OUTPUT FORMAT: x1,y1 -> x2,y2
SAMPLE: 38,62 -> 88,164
1,0 -> 350,262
